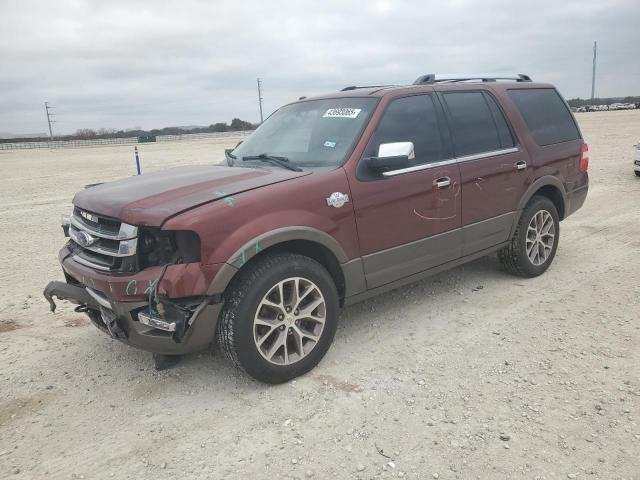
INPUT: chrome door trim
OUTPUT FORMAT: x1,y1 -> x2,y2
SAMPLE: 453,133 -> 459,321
382,147 -> 519,177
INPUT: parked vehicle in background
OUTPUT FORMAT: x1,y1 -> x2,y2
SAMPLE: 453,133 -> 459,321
44,73 -> 589,383
575,103 -> 637,112
634,142 -> 640,177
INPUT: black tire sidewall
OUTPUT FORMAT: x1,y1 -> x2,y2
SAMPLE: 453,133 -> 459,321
230,256 -> 338,383
515,197 -> 560,277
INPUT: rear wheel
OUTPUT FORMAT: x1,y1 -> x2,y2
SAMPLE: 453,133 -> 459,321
499,196 -> 560,277
216,253 -> 338,383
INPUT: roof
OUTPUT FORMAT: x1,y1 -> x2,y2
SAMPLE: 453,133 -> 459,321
296,74 -> 555,103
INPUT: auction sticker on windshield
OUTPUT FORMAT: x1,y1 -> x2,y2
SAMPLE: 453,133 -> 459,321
323,108 -> 362,119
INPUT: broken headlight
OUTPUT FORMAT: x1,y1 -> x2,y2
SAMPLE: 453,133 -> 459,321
138,228 -> 201,269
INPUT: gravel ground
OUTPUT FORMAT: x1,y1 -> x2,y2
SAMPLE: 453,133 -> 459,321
1,112 -> 639,479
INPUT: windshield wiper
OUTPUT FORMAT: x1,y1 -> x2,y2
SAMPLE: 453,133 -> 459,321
242,154 -> 302,172
224,149 -> 236,165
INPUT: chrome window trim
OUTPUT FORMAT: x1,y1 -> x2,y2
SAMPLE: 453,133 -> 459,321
455,147 -> 519,163
382,158 -> 456,177
381,147 -> 519,177
70,215 -> 138,240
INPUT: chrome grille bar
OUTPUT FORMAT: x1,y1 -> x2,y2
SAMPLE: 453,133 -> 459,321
70,213 -> 137,240
68,208 -> 139,270
69,225 -> 138,258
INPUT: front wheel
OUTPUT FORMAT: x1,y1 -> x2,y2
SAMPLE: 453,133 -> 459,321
499,196 -> 560,277
216,253 -> 338,383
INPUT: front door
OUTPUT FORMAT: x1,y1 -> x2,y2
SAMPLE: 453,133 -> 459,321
349,94 -> 462,289
439,90 -> 532,255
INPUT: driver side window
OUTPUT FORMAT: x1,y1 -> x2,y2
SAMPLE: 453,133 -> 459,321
367,94 -> 447,167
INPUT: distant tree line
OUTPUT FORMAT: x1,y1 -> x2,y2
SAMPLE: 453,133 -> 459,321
0,118 -> 256,143
567,96 -> 640,107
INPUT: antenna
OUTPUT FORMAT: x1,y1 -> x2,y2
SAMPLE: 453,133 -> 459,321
44,101 -> 56,138
591,41 -> 597,100
256,77 -> 264,123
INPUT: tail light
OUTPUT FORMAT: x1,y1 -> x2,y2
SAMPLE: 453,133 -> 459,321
580,143 -> 589,172
579,143 -> 589,172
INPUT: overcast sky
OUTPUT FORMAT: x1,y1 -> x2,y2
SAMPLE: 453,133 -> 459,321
0,0 -> 638,135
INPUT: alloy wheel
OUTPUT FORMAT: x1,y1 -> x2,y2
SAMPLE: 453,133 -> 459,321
253,277 -> 326,365
526,209 -> 555,266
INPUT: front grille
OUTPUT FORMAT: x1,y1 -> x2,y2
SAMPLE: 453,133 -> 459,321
68,241 -> 119,269
73,207 -> 121,236
69,208 -> 139,271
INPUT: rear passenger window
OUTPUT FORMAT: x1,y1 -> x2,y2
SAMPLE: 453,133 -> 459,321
367,94 -> 447,166
508,88 -> 580,145
443,92 -> 514,157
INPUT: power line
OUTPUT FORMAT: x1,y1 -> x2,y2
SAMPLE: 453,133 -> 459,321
44,102 -> 56,138
591,41 -> 597,100
257,77 -> 264,123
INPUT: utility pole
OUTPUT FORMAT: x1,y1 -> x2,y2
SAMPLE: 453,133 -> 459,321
44,102 -> 55,138
256,77 -> 264,123
590,41 -> 597,100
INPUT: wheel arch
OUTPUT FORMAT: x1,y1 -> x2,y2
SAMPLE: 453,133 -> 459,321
518,176 -> 567,220
207,227 -> 358,305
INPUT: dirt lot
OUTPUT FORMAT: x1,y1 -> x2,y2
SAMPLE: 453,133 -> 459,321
1,112 -> 639,479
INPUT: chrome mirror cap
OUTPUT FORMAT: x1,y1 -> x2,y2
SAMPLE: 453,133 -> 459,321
378,142 -> 415,160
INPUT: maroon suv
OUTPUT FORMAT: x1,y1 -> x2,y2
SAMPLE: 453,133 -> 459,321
45,74 -> 589,383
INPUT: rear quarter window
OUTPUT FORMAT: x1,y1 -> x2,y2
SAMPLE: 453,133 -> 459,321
508,88 -> 581,146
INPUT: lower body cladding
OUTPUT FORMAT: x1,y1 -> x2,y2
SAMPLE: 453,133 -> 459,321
43,280 -> 222,356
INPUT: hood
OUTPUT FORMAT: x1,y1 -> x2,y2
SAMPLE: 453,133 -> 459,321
73,165 -> 310,225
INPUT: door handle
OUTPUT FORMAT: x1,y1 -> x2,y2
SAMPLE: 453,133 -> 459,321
434,177 -> 451,189
515,161 -> 527,171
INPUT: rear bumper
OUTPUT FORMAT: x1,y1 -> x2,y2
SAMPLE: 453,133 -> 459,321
45,248 -> 222,356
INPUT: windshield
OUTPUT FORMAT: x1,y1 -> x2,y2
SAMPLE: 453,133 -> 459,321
232,97 -> 378,168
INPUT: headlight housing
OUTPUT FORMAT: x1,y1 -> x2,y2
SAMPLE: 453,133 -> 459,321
138,228 -> 201,269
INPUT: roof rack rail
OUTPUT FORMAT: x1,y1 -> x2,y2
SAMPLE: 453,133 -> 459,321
340,85 -> 392,91
413,73 -> 532,85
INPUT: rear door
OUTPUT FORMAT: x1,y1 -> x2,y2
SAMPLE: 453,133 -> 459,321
440,90 -> 531,255
349,94 -> 462,289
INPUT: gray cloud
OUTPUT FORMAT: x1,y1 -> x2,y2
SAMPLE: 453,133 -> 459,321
0,0 -> 638,134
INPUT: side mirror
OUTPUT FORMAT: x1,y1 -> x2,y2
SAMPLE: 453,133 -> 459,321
365,142 -> 415,173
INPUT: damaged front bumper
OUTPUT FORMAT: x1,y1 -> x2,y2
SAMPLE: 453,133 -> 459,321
44,247 -> 223,356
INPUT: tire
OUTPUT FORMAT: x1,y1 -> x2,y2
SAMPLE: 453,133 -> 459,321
499,196 -> 560,277
216,252 -> 339,383
635,171 -> 640,177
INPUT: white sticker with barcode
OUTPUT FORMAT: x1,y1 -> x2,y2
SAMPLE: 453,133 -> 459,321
323,108 -> 362,119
